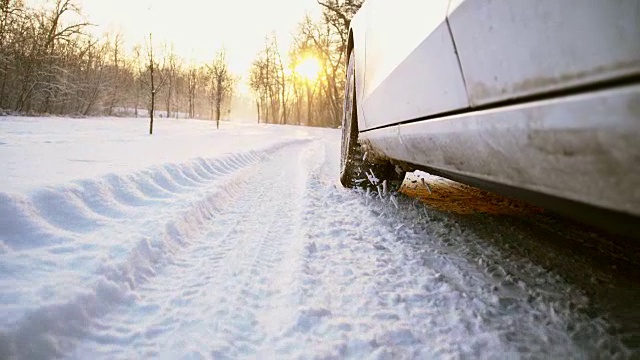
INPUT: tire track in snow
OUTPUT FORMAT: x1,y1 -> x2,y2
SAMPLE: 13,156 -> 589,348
0,139 -> 311,360
71,140 -> 319,359
262,137 -> 633,359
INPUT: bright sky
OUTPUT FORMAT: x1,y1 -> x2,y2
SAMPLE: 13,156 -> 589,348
29,0 -> 321,79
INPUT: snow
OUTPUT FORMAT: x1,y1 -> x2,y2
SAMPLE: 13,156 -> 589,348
0,117 -> 309,192
0,116 -> 634,359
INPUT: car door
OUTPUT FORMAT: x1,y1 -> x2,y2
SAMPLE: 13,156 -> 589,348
360,0 -> 469,130
447,0 -> 640,106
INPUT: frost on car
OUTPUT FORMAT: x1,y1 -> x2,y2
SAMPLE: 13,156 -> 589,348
339,0 -> 640,232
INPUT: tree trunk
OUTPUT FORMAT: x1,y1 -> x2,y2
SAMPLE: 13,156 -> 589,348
149,34 -> 155,135
166,91 -> 171,118
279,61 -> 287,125
0,63 -> 8,109
306,83 -> 313,126
215,103 -> 220,129
256,99 -> 260,124
150,90 -> 155,135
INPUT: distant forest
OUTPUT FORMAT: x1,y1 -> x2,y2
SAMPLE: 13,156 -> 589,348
0,0 -> 362,128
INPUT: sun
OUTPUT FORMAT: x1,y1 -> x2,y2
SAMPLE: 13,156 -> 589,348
295,56 -> 322,81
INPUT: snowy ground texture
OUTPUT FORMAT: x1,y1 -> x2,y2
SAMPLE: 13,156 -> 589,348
0,117 -> 637,359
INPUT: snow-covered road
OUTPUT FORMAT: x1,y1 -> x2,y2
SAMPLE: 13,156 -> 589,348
1,117 -> 638,359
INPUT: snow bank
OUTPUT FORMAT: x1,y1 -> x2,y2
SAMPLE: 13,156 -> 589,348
0,116 -> 313,357
0,116 -> 309,192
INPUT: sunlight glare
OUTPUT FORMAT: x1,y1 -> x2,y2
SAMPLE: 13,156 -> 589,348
295,57 -> 322,82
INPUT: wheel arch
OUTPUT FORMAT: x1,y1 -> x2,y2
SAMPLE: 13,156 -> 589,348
346,25 -> 368,133
346,29 -> 354,69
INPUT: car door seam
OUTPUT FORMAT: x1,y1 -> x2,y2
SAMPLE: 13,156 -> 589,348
445,17 -> 472,108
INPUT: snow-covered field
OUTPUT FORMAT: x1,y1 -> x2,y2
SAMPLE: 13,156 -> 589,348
0,116 -> 635,359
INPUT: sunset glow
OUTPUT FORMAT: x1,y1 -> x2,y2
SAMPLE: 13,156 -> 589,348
27,0 -> 320,76
295,56 -> 322,82
13,0 -> 347,122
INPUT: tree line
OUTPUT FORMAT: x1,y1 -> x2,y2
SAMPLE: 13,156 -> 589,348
0,0 -> 363,129
0,0 -> 236,126
249,0 -> 363,128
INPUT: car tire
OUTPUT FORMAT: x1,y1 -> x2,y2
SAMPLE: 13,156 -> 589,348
340,50 -> 405,190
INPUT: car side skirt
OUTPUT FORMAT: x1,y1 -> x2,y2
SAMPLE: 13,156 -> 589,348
413,163 -> 640,239
360,84 -> 640,218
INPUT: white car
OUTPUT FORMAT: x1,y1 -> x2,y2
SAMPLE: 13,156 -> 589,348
340,0 -> 640,226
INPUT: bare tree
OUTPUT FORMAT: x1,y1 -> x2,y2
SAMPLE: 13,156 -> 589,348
186,63 -> 198,119
162,44 -> 177,118
249,57 -> 267,123
106,32 -> 124,115
248,34 -> 289,125
206,49 -> 235,129
317,0 -> 364,52
82,39 -> 110,116
130,44 -> 145,117
288,54 -> 304,125
145,33 -> 167,135
274,36 -> 289,125
0,0 -> 24,108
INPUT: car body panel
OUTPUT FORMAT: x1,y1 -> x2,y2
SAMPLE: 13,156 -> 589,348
348,7 -> 370,133
359,0 -> 469,130
347,0 -> 640,217
448,0 -> 640,106
360,85 -> 640,217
